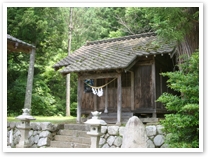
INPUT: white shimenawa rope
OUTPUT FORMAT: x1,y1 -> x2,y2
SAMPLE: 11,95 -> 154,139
85,78 -> 116,97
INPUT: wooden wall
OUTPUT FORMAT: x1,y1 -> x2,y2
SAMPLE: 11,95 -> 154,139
80,54 -> 175,116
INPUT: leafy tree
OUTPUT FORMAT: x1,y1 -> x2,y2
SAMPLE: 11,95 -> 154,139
157,52 -> 199,148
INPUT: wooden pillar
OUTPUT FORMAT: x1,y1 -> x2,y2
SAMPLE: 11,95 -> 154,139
152,58 -> 157,118
24,48 -> 35,109
77,75 -> 82,123
104,84 -> 108,113
117,73 -> 122,125
93,79 -> 97,111
130,71 -> 134,111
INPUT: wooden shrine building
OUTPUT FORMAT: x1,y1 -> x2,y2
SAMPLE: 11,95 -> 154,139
53,32 -> 177,125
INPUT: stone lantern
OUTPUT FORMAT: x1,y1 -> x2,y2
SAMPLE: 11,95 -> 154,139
15,108 -> 36,148
84,111 -> 107,148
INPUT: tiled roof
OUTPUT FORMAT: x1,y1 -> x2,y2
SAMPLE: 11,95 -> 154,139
53,32 -> 176,75
7,34 -> 35,48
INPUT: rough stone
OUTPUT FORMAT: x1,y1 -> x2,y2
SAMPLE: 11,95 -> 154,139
153,135 -> 165,147
104,133 -> 109,139
161,143 -> 169,148
40,122 -> 54,131
147,139 -> 155,148
146,125 -> 157,137
119,126 -> 125,137
13,136 -> 20,145
121,116 -> 147,148
102,143 -> 110,148
31,122 -> 42,131
9,122 -> 16,129
34,135 -> 39,144
156,125 -> 164,134
99,137 -> 106,146
28,130 -> 33,138
108,126 -> 119,135
14,130 -> 21,137
37,137 -> 50,147
29,136 -> 35,146
39,131 -> 52,138
101,126 -> 108,134
107,136 -> 115,146
33,131 -> 38,136
113,136 -> 122,147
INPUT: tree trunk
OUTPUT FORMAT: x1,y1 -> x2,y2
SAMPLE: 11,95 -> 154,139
66,7 -> 73,116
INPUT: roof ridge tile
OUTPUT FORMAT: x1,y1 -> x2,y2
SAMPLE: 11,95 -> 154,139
86,32 -> 156,46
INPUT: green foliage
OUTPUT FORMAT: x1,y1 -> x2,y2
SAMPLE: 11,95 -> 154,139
157,52 -> 199,148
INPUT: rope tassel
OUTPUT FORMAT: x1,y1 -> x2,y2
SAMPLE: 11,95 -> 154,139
85,78 -> 116,97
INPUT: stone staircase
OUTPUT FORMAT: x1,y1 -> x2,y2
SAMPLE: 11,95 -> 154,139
50,124 -> 91,148
91,112 -> 133,124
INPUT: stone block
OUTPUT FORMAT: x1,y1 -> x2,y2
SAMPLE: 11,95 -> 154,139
147,139 -> 155,148
107,136 -> 115,146
29,136 -> 35,146
146,125 -> 157,137
28,130 -> 33,138
108,126 -> 119,135
113,136 -> 122,147
102,143 -> 110,148
9,122 -> 16,129
99,137 -> 106,146
101,126 -> 108,134
33,135 -> 39,144
37,137 -> 50,147
119,126 -> 125,137
40,122 -> 54,131
153,135 -> 165,147
31,122 -> 41,131
39,131 -> 52,138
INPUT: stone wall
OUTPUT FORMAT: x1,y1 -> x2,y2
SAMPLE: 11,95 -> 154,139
7,122 -> 64,148
7,122 -> 168,148
99,124 -> 169,148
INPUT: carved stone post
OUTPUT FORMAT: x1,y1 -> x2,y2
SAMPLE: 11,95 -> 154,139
84,111 -> 107,148
16,108 -> 35,148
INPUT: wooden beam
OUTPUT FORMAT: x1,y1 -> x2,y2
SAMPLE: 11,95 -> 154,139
104,84 -> 108,113
80,72 -> 119,80
93,79 -> 97,111
130,71 -> 134,111
116,73 -> 122,125
24,48 -> 35,109
152,58 -> 157,118
77,75 -> 82,123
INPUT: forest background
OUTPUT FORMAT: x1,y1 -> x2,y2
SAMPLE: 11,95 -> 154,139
7,7 -> 199,117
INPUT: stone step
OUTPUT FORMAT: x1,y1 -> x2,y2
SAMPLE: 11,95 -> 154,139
54,135 -> 90,144
58,129 -> 89,137
50,141 -> 90,148
64,124 -> 90,131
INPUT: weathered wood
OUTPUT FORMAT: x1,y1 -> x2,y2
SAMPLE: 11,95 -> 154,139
134,64 -> 152,110
117,73 -> 122,125
104,84 -> 108,113
80,72 -> 118,80
152,58 -> 157,118
77,76 -> 82,123
93,79 -> 97,111
130,71 -> 134,111
24,48 -> 35,109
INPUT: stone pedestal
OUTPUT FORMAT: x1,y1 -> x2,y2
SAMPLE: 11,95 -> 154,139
85,111 -> 107,148
15,108 -> 36,148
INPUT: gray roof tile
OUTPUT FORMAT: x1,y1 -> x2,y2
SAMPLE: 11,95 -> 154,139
7,34 -> 35,48
53,32 -> 176,74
